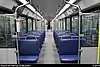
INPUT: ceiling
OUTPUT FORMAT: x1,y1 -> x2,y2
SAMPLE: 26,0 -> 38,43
30,0 -> 66,21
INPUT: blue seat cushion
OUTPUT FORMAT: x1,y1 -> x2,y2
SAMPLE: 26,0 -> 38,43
60,55 -> 78,61
18,56 -> 39,62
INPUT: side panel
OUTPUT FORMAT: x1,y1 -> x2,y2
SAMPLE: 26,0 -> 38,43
81,47 -> 97,64
0,48 -> 17,64
78,0 -> 100,10
0,0 -> 14,9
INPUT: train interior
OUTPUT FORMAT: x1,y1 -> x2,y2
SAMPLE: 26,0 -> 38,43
0,0 -> 99,64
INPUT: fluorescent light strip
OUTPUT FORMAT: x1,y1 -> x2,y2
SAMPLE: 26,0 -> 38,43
18,0 -> 43,19
26,4 -> 43,18
26,5 -> 43,18
54,0 -> 76,19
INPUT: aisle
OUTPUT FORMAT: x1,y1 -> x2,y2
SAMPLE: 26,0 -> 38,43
37,31 -> 60,64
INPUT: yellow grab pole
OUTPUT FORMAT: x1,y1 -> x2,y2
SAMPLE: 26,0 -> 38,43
97,15 -> 100,64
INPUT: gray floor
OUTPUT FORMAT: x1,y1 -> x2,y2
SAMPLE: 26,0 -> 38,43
37,31 -> 61,64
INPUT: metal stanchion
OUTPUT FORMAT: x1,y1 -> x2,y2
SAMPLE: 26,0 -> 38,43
64,0 -> 82,64
14,2 -> 29,64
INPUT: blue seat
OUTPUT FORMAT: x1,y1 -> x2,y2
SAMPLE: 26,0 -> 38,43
19,36 -> 27,40
14,31 -> 45,63
26,35 -> 37,39
58,39 -> 84,54
19,39 -> 40,55
60,55 -> 78,62
71,36 -> 83,39
18,56 -> 39,62
53,31 -> 85,63
68,33 -> 77,36
58,39 -> 79,55
71,36 -> 78,39
17,39 -> 40,63
26,35 -> 43,48
28,31 -> 45,44
58,39 -> 84,62
20,34 -> 27,37
58,35 -> 71,39
56,35 -> 71,48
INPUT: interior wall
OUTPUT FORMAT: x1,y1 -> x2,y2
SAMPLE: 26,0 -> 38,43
0,48 -> 17,64
0,0 -> 15,9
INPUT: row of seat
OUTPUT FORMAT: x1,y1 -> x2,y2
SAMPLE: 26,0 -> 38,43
53,30 -> 85,63
13,30 -> 45,64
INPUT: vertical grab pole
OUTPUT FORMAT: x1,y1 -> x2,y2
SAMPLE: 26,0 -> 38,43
14,2 -> 29,64
97,14 -> 100,64
78,5 -> 82,64
15,25 -> 20,64
64,0 -> 82,64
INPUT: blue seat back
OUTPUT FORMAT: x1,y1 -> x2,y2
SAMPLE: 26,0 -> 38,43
19,39 -> 40,55
58,39 -> 84,55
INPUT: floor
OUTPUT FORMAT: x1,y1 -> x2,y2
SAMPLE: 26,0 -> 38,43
37,31 -> 61,64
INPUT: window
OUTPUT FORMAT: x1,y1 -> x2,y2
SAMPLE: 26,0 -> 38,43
19,17 -> 26,33
0,15 -> 27,47
0,16 -> 12,47
82,14 -> 99,47
72,16 -> 78,34
28,18 -> 32,31
67,18 -> 70,31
